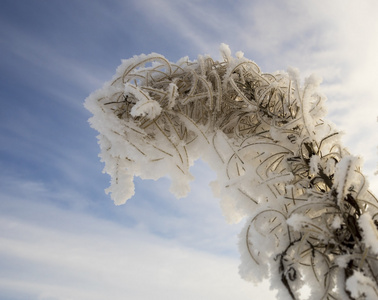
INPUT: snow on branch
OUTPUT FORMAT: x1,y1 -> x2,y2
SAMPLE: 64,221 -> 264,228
85,44 -> 378,299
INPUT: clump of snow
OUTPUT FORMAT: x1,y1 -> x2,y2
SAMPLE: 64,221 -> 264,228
126,84 -> 162,119
331,215 -> 342,229
336,254 -> 352,268
346,271 -> 378,300
287,214 -> 312,231
333,155 -> 361,205
235,51 -> 244,59
309,155 -> 321,176
359,212 -> 378,255
130,99 -> 162,119
219,43 -> 232,61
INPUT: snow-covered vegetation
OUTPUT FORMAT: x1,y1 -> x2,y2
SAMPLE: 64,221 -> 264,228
85,44 -> 378,299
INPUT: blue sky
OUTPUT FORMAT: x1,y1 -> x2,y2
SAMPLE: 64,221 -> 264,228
1,1 -> 377,299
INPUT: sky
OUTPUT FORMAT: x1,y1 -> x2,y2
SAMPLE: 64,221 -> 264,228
0,1 -> 377,299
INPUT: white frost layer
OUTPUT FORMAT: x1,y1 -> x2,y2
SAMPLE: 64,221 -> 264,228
309,155 -> 321,176
331,215 -> 342,229
346,271 -> 378,300
286,214 -> 312,232
359,212 -> 378,255
333,156 -> 361,205
126,84 -> 162,119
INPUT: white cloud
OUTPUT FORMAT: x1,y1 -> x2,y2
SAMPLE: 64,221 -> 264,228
133,1 -> 207,53
0,186 -> 276,300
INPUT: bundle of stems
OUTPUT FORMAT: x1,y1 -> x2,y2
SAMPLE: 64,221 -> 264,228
85,45 -> 378,299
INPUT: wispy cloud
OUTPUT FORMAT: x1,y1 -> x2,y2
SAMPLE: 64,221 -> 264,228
0,176 -> 275,300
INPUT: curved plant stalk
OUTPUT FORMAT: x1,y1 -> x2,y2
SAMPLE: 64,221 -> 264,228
85,44 -> 378,299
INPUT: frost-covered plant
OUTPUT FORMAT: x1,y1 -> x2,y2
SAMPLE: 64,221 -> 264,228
85,44 -> 378,299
